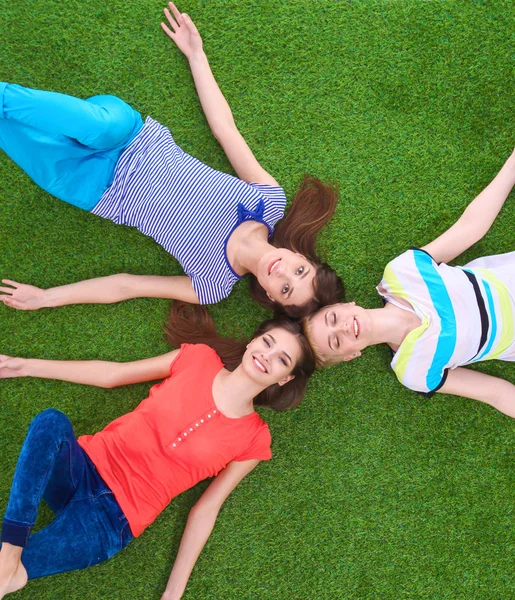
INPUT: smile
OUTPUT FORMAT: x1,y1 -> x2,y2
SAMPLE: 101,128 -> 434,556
268,258 -> 281,275
353,317 -> 359,339
252,356 -> 268,374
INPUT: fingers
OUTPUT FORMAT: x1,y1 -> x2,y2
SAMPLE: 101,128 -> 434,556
169,2 -> 184,25
182,13 -> 198,34
163,8 -> 178,34
1,279 -> 19,288
161,21 -> 176,39
1,296 -> 26,310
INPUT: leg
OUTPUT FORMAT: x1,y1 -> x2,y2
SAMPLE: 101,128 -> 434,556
0,83 -> 143,209
0,83 -> 142,150
0,409 -> 85,597
21,483 -> 133,581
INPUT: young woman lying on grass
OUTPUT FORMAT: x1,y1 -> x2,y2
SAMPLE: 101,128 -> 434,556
0,302 -> 315,599
0,3 -> 343,318
305,149 -> 515,416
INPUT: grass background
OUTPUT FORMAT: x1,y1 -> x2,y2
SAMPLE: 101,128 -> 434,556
1,0 -> 515,598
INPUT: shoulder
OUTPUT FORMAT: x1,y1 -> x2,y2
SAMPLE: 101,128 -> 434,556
190,275 -> 235,305
170,343 -> 223,375
248,182 -> 287,222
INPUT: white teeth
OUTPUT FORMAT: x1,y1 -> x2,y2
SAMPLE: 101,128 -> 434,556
353,318 -> 358,338
270,260 -> 280,273
253,357 -> 267,373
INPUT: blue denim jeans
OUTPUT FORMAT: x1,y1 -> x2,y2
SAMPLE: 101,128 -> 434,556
1,409 -> 133,580
0,82 -> 143,210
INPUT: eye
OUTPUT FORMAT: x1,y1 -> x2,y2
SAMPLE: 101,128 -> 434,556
334,335 -> 340,349
279,357 -> 287,366
296,266 -> 304,275
332,313 -> 337,326
282,284 -> 289,294
263,337 -> 271,347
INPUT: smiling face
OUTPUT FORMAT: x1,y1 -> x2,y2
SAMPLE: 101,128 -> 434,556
307,302 -> 372,364
256,248 -> 316,307
242,326 -> 303,387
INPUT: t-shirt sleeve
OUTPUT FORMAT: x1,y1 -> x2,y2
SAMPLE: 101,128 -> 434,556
169,343 -> 220,376
248,183 -> 287,229
234,424 -> 272,462
191,275 -> 233,305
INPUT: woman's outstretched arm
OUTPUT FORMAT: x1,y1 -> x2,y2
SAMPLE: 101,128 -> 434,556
0,350 -> 179,388
439,367 -> 515,418
161,459 -> 260,600
161,3 -> 279,187
421,149 -> 515,264
0,273 -> 199,310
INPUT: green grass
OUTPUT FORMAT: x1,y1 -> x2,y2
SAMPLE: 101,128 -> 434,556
1,1 -> 515,598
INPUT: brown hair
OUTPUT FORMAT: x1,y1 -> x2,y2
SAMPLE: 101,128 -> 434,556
249,176 -> 345,318
301,312 -> 341,368
165,302 -> 316,410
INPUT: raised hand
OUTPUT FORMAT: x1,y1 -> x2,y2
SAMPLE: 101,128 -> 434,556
0,355 -> 27,379
0,280 -> 46,310
161,2 -> 203,60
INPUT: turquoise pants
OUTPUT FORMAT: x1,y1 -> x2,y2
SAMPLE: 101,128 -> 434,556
0,82 -> 143,210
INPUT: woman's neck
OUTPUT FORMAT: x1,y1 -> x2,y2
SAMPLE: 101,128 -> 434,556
367,303 -> 421,348
226,221 -> 271,276
212,365 -> 265,418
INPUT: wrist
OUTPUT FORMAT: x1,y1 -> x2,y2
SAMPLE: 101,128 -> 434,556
18,358 -> 31,377
39,288 -> 53,309
188,50 -> 207,65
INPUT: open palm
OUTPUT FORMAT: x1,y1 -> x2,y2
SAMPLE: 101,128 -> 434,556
161,2 -> 203,60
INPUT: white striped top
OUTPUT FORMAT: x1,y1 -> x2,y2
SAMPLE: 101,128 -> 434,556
92,117 -> 287,304
377,249 -> 515,395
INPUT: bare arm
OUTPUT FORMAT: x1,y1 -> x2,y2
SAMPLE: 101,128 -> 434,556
0,350 -> 179,388
422,149 -> 515,264
161,459 -> 260,600
439,367 -> 515,418
0,274 -> 199,311
161,3 -> 279,187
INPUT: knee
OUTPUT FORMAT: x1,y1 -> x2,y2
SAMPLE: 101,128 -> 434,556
85,95 -> 142,149
29,409 -> 70,436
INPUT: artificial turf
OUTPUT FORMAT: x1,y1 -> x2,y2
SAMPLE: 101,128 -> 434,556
1,0 -> 515,598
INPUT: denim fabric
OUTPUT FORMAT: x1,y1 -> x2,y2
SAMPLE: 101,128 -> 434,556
0,82 -> 143,210
1,409 -> 133,580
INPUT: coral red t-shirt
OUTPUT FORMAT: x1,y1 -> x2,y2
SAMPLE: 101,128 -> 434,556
78,344 -> 272,537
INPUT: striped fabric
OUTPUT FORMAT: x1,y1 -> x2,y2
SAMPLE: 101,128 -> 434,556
377,249 -> 515,394
92,117 -> 286,304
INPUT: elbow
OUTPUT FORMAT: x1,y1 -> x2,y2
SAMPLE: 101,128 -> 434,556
112,273 -> 136,301
211,121 -> 238,144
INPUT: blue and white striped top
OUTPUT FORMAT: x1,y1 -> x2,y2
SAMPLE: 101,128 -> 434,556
92,117 -> 287,304
377,249 -> 515,394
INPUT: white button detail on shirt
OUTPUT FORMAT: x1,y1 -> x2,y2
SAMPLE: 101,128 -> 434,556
200,419 -> 204,423
213,410 -> 217,414
208,414 -> 212,418
195,423 -> 199,427
172,443 -> 176,448
178,438 -> 182,441
190,428 -> 193,431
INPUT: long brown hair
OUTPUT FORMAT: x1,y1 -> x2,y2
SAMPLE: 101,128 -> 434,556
165,302 -> 316,410
249,176 -> 345,318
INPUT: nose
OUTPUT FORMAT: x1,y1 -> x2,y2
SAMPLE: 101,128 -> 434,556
274,264 -> 285,277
